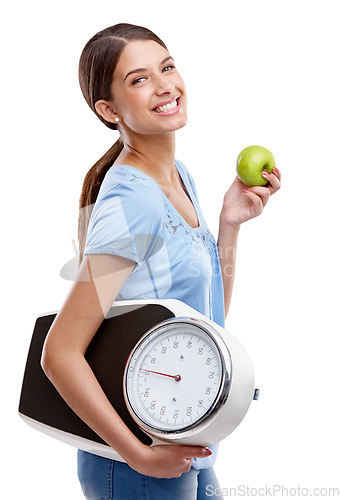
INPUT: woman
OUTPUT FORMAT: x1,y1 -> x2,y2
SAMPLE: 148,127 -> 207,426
41,23 -> 281,499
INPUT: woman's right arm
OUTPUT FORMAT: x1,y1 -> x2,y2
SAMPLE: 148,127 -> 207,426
41,253 -> 210,478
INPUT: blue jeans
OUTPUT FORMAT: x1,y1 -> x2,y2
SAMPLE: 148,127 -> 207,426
77,450 -> 221,499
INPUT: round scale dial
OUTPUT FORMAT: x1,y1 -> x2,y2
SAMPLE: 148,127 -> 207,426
124,320 -> 230,436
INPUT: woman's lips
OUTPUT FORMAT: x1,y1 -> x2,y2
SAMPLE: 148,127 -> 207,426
152,97 -> 181,116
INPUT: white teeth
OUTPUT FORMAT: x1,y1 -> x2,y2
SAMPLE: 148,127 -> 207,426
155,98 -> 178,113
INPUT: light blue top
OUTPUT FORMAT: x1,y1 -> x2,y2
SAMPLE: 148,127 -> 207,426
84,159 -> 225,469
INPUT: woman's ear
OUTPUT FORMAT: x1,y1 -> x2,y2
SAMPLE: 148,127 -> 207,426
95,100 -> 119,124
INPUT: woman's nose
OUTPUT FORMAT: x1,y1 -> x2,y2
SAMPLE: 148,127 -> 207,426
155,74 -> 175,95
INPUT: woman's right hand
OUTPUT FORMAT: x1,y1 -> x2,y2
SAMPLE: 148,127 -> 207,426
127,443 -> 212,479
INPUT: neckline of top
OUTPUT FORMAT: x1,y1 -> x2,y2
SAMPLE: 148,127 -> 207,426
115,161 -> 201,230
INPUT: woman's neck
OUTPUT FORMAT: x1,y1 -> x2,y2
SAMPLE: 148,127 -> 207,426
115,131 -> 178,185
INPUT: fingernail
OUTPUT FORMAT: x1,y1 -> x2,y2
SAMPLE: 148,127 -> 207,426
205,448 -> 212,456
262,170 -> 269,176
242,189 -> 248,194
273,167 -> 279,174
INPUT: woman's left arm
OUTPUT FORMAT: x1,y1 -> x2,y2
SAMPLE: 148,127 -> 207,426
217,167 -> 281,317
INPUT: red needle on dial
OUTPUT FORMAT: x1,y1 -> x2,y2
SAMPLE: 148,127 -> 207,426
140,368 -> 181,381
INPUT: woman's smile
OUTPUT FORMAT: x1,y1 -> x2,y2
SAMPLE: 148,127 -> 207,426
152,96 -> 181,115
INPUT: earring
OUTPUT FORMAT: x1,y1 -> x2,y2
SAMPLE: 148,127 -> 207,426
114,117 -> 120,123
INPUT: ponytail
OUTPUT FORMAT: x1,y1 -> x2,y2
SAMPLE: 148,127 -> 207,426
78,137 -> 124,265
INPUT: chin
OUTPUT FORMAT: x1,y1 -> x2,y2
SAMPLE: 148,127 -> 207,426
166,114 -> 188,132
174,118 -> 188,131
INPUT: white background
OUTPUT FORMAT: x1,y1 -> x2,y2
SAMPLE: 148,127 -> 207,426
2,0 -> 339,497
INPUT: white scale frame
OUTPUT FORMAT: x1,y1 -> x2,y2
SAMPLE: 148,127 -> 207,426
20,299 -> 256,462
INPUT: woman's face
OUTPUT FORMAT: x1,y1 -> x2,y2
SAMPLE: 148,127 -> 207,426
108,40 -> 188,135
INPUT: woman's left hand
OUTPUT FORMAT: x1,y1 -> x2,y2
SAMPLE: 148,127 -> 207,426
220,167 -> 281,228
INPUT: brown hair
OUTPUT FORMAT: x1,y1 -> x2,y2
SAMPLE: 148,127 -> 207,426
78,23 -> 167,264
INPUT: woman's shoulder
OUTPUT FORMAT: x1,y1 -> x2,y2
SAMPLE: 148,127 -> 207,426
99,164 -> 163,200
96,164 -> 165,220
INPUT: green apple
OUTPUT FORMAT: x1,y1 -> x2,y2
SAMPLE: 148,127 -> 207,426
236,145 -> 275,187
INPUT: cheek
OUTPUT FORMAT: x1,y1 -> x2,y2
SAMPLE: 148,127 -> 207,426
175,72 -> 186,93
175,75 -> 187,107
125,89 -> 150,113
119,89 -> 155,133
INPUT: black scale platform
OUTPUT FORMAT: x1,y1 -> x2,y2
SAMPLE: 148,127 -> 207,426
19,304 -> 175,448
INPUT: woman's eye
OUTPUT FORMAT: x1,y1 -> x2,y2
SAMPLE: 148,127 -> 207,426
131,65 -> 175,84
163,65 -> 175,72
132,76 -> 147,85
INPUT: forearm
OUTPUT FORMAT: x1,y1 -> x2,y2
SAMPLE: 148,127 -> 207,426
42,348 -> 144,465
217,217 -> 240,318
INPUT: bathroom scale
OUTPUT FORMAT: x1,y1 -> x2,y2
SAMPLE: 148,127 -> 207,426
19,299 -> 258,461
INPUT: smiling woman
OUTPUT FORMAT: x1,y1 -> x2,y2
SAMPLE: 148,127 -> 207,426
39,21 -> 280,500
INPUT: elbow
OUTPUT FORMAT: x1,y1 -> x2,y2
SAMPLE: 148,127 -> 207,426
40,336 -> 61,382
41,334 -> 83,384
40,339 -> 53,380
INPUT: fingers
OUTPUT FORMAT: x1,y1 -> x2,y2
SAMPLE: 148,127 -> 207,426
176,455 -> 194,476
180,447 -> 210,473
262,167 -> 281,194
273,166 -> 281,181
184,458 -> 193,472
243,184 -> 271,216
180,446 -> 212,459
242,189 -> 264,218
243,166 -> 281,216
147,445 -> 212,479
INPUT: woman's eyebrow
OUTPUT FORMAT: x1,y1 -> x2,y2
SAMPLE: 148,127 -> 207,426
124,56 -> 174,81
